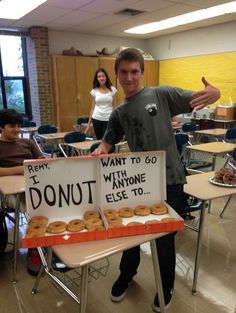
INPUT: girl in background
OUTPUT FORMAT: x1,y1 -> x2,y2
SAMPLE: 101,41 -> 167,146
85,68 -> 117,139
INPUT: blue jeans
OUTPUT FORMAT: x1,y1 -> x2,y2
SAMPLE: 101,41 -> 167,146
118,184 -> 184,296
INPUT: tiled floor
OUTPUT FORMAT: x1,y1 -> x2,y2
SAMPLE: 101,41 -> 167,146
1,193 -> 235,313
0,150 -> 236,313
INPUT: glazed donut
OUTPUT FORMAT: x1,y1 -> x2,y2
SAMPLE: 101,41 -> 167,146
160,217 -> 176,222
67,219 -> 85,232
86,224 -> 105,231
85,218 -> 103,230
26,224 -> 46,237
103,208 -> 119,218
106,216 -> 123,228
145,220 -> 160,224
223,172 -> 236,185
127,221 -> 143,226
150,203 -> 168,215
83,210 -> 100,220
46,221 -> 67,234
29,215 -> 48,225
134,205 -> 150,216
219,167 -> 232,175
118,207 -> 134,218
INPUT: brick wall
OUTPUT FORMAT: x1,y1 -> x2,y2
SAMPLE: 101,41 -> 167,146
26,26 -> 53,126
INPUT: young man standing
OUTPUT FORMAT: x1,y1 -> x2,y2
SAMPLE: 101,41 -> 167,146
0,108 -> 44,275
93,48 -> 221,311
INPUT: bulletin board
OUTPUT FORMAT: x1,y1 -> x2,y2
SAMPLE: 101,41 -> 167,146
159,52 -> 236,105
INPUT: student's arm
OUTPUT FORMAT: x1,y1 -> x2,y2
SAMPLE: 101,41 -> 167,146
84,97 -> 95,134
190,77 -> 221,110
91,141 -> 113,155
0,166 -> 24,177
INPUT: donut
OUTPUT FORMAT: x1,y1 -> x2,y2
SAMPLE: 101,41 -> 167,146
219,167 -> 232,175
85,218 -> 103,230
160,217 -> 176,222
150,203 -> 168,215
223,172 -> 236,185
134,205 -> 150,216
85,224 -> 105,231
106,216 -> 123,228
145,220 -> 160,224
67,219 -> 85,232
83,210 -> 100,220
26,224 -> 46,237
29,215 -> 48,225
118,207 -> 134,218
103,208 -> 119,218
46,221 -> 67,234
127,221 -> 143,226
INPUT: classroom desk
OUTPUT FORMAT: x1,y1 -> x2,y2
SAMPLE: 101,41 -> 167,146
194,128 -> 227,141
0,175 -> 25,282
20,126 -> 38,139
187,142 -> 236,170
34,232 -> 169,313
37,131 -> 69,141
181,116 -> 236,129
69,140 -> 128,155
184,171 -> 236,294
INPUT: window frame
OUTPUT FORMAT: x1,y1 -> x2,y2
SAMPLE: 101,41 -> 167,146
0,35 -> 32,118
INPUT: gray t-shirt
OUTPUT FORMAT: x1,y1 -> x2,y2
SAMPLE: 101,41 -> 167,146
103,86 -> 192,185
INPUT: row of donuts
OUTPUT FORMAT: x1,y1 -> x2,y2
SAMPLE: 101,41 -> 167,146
26,203 -> 170,237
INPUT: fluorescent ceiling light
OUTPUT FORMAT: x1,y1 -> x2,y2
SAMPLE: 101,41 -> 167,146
125,1 -> 236,34
0,0 -> 47,20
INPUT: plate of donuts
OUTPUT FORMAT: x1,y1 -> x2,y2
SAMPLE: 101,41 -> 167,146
208,176 -> 236,188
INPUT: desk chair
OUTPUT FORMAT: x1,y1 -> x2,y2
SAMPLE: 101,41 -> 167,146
74,117 -> 89,131
175,133 -> 212,173
174,134 -> 203,223
219,147 -> 236,218
181,122 -> 197,143
33,125 -> 61,157
197,119 -> 215,143
21,120 -> 36,127
59,131 -> 86,157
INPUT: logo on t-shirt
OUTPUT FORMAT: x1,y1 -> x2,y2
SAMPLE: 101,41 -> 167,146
145,103 -> 157,116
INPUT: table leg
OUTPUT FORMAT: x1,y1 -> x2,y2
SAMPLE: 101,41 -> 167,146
13,193 -> 20,283
192,201 -> 207,294
79,264 -> 89,313
150,239 -> 165,313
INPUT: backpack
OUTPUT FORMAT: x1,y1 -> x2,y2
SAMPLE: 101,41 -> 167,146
0,211 -> 8,255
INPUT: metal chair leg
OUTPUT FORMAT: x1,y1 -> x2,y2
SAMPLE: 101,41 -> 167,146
219,195 -> 232,218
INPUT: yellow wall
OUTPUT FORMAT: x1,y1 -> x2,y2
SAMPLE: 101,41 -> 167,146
159,52 -> 236,105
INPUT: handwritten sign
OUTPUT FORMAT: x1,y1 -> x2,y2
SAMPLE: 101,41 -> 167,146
24,151 -> 166,219
24,157 -> 100,218
100,151 -> 166,209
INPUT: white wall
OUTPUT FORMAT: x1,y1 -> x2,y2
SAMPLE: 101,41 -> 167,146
48,30 -> 147,55
146,21 -> 236,60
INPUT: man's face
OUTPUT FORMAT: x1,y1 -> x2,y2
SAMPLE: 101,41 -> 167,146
0,124 -> 21,141
116,60 -> 144,97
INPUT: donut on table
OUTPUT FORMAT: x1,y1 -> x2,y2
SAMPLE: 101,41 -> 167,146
106,216 -> 123,228
127,221 -> 143,226
150,203 -> 168,215
83,210 -> 100,220
85,218 -> 103,230
160,217 -> 176,222
67,219 -> 85,232
145,219 -> 160,224
134,205 -> 150,216
46,221 -> 67,234
26,224 -> 46,237
118,207 -> 134,218
29,215 -> 48,225
223,172 -> 236,185
103,208 -> 119,218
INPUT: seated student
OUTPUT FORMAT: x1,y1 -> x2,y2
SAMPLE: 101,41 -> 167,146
0,108 -> 44,275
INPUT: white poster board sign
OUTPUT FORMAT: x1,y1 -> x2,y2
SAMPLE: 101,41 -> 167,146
100,151 -> 166,209
24,157 -> 100,219
24,151 -> 166,220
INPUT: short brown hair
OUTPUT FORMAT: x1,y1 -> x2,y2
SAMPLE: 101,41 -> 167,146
115,48 -> 144,73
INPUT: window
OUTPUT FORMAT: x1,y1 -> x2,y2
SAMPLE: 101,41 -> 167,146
0,35 -> 31,116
